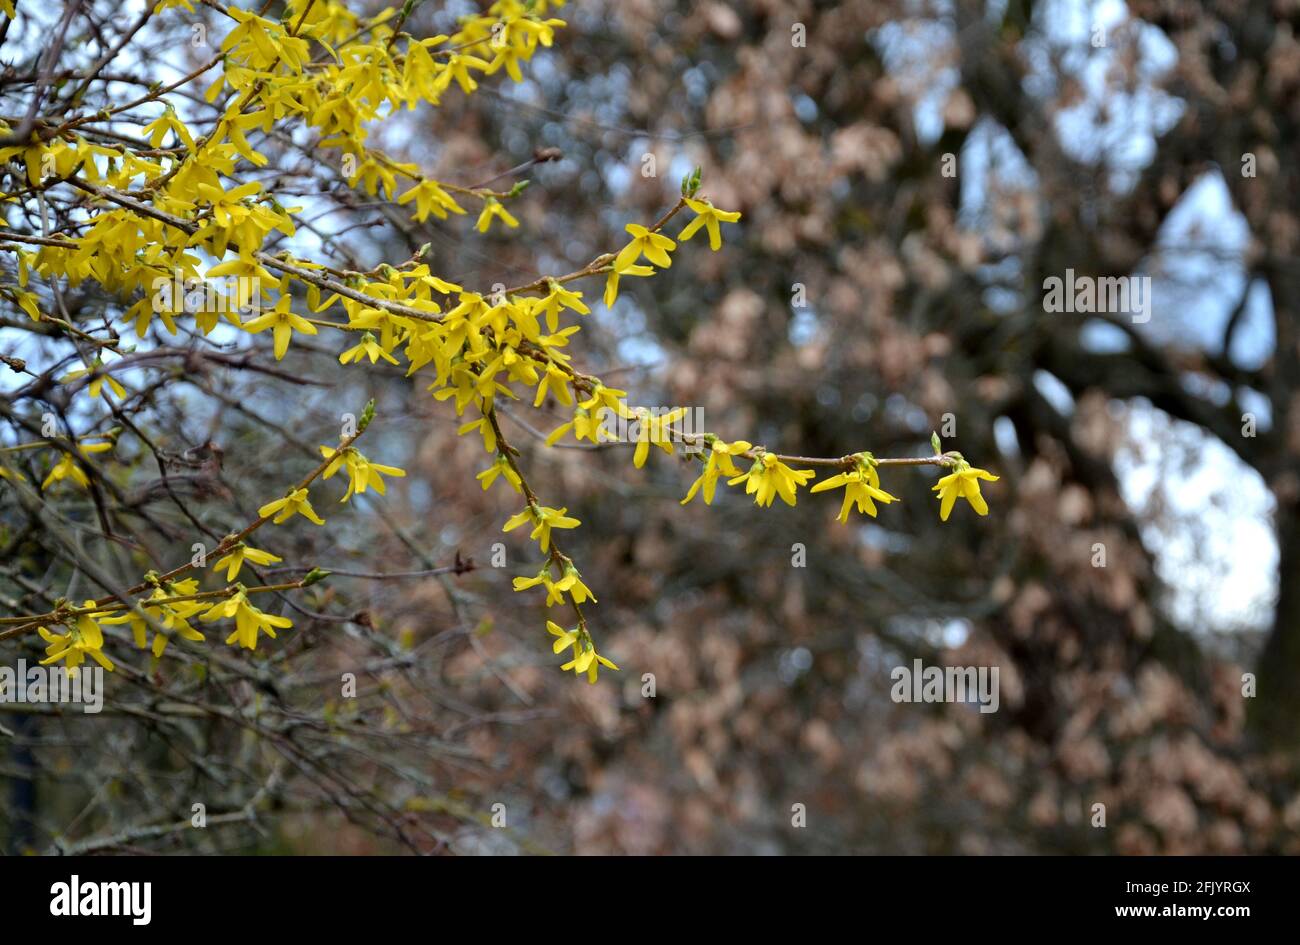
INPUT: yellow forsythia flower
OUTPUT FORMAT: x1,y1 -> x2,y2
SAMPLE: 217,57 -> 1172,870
475,197 -> 519,233
242,295 -> 318,360
42,440 -> 113,491
681,438 -> 752,505
933,462 -> 999,520
615,224 -> 675,269
397,179 -> 465,222
561,637 -> 619,684
548,620 -> 618,682
547,620 -> 579,655
678,198 -> 742,251
515,570 -> 564,606
477,455 -> 522,493
320,446 -> 406,501
631,407 -> 687,468
259,488 -> 325,525
61,361 -> 127,399
100,580 -> 206,658
339,332 -> 400,365
39,604 -> 115,673
728,452 -> 814,507
213,543 -> 282,582
201,589 -> 293,651
552,564 -> 596,605
503,504 -> 580,553
809,454 -> 898,522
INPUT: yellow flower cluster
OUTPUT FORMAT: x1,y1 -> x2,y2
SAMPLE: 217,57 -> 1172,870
39,606 -> 116,674
0,0 -> 998,690
26,426 -> 407,672
547,621 -> 618,684
100,580 -> 207,658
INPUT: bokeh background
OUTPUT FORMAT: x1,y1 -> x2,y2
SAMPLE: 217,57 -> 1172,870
3,0 -> 1300,854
